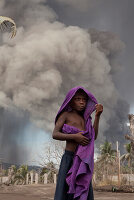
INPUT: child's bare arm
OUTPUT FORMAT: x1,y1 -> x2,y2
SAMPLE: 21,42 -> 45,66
52,112 -> 89,145
52,112 -> 77,141
93,104 -> 103,140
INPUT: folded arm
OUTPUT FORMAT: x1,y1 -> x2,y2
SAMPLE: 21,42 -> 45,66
52,112 -> 76,141
52,112 -> 89,145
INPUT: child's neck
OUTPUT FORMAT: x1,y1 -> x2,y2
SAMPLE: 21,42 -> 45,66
71,109 -> 84,116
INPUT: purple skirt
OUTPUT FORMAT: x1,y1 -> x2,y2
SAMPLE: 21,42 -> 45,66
54,150 -> 94,200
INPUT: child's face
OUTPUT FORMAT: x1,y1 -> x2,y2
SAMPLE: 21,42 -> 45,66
71,91 -> 88,112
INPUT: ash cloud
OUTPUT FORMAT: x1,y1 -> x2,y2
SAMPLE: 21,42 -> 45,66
54,0 -> 102,12
89,29 -> 125,74
0,0 -> 129,163
0,107 -> 30,164
55,0 -> 89,11
88,29 -> 129,151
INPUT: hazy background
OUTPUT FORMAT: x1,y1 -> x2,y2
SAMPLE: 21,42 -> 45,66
0,0 -> 133,165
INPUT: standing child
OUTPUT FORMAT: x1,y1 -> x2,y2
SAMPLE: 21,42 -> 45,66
53,86 -> 103,200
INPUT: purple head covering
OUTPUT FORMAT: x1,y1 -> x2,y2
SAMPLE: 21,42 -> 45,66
55,86 -> 97,123
55,86 -> 98,200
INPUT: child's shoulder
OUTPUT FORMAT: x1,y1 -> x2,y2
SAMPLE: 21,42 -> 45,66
59,111 -> 71,120
60,111 -> 69,117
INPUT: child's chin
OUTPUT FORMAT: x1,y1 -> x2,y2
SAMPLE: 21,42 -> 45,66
78,108 -> 85,112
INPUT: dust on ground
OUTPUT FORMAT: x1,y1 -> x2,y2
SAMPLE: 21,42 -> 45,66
0,184 -> 134,200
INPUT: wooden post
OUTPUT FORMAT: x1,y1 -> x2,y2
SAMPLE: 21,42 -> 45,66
26,173 -> 29,185
54,174 -> 56,184
35,173 -> 39,184
44,173 -> 48,184
116,141 -> 120,186
118,150 -> 121,186
30,172 -> 33,184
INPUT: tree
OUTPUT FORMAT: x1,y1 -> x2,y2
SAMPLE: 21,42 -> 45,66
100,141 -> 116,163
120,143 -> 133,174
14,165 -> 28,185
0,16 -> 17,38
5,165 -> 17,185
96,141 -> 117,176
38,140 -> 65,168
37,140 -> 65,182
120,143 -> 131,166
124,114 -> 134,171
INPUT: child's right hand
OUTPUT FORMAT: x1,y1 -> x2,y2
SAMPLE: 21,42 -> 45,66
74,132 -> 89,146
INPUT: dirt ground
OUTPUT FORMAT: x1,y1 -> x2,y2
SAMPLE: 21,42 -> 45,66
0,184 -> 134,200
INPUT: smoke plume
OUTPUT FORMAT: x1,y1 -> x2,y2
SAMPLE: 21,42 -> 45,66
55,0 -> 89,11
0,0 -> 129,163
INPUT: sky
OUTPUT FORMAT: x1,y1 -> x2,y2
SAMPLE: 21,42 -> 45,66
0,0 -> 133,165
49,0 -> 134,109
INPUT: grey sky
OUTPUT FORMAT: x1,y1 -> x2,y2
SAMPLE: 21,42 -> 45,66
0,0 -> 133,164
49,0 -> 134,111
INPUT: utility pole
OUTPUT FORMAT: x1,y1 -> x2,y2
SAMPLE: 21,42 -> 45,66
0,158 -> 3,177
116,141 -> 120,186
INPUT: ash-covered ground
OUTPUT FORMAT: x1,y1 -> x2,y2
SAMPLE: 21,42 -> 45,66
0,184 -> 134,200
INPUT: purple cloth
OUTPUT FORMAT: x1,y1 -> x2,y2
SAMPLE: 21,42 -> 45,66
55,86 -> 98,200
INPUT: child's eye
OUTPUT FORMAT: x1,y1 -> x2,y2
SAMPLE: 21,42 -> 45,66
83,98 -> 87,101
75,98 -> 87,102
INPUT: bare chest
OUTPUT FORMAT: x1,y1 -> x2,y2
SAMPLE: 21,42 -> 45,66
66,112 -> 86,131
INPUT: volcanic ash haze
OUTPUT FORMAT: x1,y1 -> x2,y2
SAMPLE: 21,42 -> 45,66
55,0 -> 89,11
0,0 -> 129,163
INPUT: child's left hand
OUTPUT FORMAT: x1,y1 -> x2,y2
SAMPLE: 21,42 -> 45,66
95,104 -> 103,117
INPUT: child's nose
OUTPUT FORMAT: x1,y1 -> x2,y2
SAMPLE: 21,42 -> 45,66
80,99 -> 84,104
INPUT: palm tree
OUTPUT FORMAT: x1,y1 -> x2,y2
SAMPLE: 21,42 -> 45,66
0,16 -> 17,38
97,141 -> 117,176
100,141 -> 116,162
14,165 -> 28,185
120,143 -> 132,173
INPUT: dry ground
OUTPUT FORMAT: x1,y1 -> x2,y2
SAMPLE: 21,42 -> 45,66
0,184 -> 134,200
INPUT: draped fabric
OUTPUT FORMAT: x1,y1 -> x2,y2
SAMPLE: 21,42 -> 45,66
55,86 -> 98,200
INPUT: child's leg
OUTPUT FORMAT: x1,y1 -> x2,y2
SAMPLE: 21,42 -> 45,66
54,150 -> 74,200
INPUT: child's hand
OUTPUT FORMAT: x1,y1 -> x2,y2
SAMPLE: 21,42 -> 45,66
74,132 -> 89,146
95,104 -> 103,117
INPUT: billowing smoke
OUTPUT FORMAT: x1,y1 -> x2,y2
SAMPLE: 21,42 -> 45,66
0,107 -> 30,164
54,0 -> 103,12
0,0 -> 129,163
89,29 -> 125,73
89,29 -> 129,151
55,0 -> 89,11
